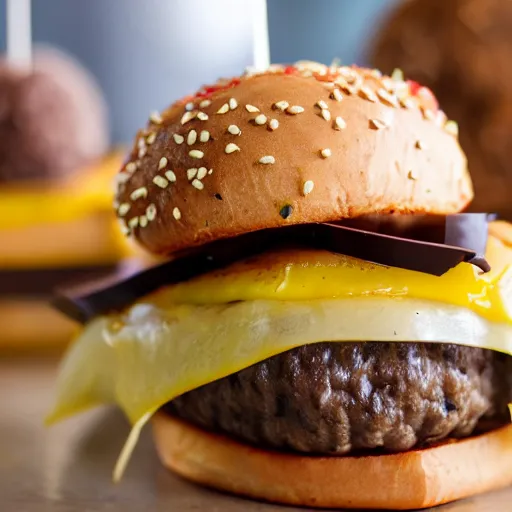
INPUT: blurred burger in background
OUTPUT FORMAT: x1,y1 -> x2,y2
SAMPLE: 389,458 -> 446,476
370,0 -> 512,219
0,47 -> 128,352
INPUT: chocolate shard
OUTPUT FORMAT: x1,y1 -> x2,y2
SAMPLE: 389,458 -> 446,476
318,213 -> 492,275
445,213 -> 492,272
52,214 -> 492,323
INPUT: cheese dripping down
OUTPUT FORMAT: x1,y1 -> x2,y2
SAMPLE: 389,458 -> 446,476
47,228 -> 512,480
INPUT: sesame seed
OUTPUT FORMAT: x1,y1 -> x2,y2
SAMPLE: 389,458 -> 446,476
158,157 -> 168,170
394,83 -> 408,99
287,105 -> 304,114
338,83 -> 356,95
225,143 -> 240,154
118,203 -> 131,216
173,207 -> 182,220
316,100 -> 329,110
274,101 -> 289,111
268,119 -> 279,131
146,204 -> 157,221
303,180 -> 314,196
130,187 -> 148,200
185,102 -> 194,111
181,111 -> 197,124
197,167 -> 207,179
320,148 -> 332,158
146,132 -> 157,145
128,217 -> 139,229
436,110 -> 447,126
254,114 -> 267,125
391,68 -> 404,82
422,108 -> 435,121
321,109 -> 331,121
445,120 -> 459,136
400,97 -> 415,109
192,179 -> 204,190
139,215 -> 148,228
331,88 -> 343,102
359,86 -> 378,102
187,130 -> 197,145
229,98 -> 238,110
369,119 -> 388,130
208,169 -> 213,175
153,175 -> 169,188
377,88 -> 399,107
199,130 -> 210,142
165,170 -> 177,182
173,134 -> 184,144
197,112 -> 209,121
415,140 -> 426,150
259,155 -> 275,164
137,138 -> 146,149
340,67 -> 358,81
199,99 -> 211,108
381,77 -> 395,92
187,168 -> 198,180
125,162 -> 138,173
334,116 -> 347,130
189,149 -> 204,159
217,103 -> 229,114
322,82 -> 335,89
119,220 -> 130,236
115,173 -> 131,186
228,124 -> 241,135
408,170 -> 418,180
138,147 -> 147,159
246,104 -> 260,113
150,111 -> 163,124
370,69 -> 382,78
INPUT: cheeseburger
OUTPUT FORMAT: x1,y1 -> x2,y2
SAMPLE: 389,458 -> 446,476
48,62 -> 512,510
0,48 -> 128,351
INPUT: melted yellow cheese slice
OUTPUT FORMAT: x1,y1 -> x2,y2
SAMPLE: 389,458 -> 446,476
0,152 -> 124,230
47,223 -> 512,479
153,238 -> 512,324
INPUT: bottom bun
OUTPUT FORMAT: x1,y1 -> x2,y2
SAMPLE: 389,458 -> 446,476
153,413 -> 512,510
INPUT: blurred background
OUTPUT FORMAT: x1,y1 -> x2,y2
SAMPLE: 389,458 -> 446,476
0,0 -> 396,144
0,0 -> 511,352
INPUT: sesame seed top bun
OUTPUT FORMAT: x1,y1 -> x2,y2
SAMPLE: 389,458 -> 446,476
115,63 -> 473,256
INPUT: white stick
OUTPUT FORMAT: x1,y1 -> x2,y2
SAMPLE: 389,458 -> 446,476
6,0 -> 32,68
251,0 -> 270,71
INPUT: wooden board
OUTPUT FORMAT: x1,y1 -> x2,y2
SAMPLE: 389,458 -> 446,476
0,358 -> 510,511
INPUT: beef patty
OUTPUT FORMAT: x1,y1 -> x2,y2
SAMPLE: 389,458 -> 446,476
166,342 -> 512,454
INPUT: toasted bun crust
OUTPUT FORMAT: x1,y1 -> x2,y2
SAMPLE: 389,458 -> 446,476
115,64 -> 472,255
153,413 -> 512,510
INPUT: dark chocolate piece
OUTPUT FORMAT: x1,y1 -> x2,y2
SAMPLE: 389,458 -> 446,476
52,234 -> 281,323
53,214 -> 492,323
